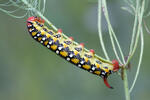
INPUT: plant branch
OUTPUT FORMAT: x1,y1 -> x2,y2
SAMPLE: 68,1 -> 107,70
129,27 -> 144,93
102,0 -> 125,64
98,0 -> 110,60
129,0 -> 140,55
101,1 -> 130,99
123,68 -> 130,100
125,0 -> 145,67
124,0 -> 145,98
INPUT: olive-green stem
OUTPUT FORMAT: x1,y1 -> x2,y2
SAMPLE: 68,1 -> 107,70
129,0 -> 139,54
129,27 -> 144,93
123,0 -> 145,99
123,68 -> 130,100
125,0 -> 145,67
98,0 -> 110,61
102,0 -> 125,65
102,0 -> 125,64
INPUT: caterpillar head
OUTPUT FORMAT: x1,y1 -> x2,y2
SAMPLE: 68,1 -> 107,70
27,16 -> 35,22
27,16 -> 45,24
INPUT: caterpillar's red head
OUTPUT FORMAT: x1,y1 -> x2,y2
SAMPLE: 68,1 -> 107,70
27,16 -> 35,22
112,60 -> 120,72
27,16 -> 45,24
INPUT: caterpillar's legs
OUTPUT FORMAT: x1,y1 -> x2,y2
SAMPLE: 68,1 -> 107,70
103,78 -> 113,89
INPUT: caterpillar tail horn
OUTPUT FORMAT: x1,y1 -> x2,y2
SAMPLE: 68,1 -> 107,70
103,78 -> 113,89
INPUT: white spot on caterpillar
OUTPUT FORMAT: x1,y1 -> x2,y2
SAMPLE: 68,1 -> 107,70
49,41 -> 52,45
69,54 -> 73,58
80,61 -> 84,64
89,70 -> 93,73
78,64 -> 81,67
92,67 -> 95,71
34,36 -> 37,39
42,37 -> 46,41
56,50 -> 59,54
47,45 -> 50,48
58,47 -> 63,50
102,72 -> 105,75
37,34 -> 40,36
67,57 -> 70,61
40,41 -> 43,43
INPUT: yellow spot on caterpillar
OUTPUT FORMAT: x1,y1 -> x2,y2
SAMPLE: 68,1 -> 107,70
63,43 -> 67,48
46,33 -> 51,38
60,51 -> 68,57
82,65 -> 91,70
33,24 -> 38,28
94,71 -> 100,75
41,30 -> 45,35
53,37 -> 57,42
36,26 -> 42,30
74,51 -> 78,55
32,32 -> 37,36
44,41 -> 48,45
51,45 -> 57,50
85,57 -> 88,62
95,63 -> 100,68
38,37 -> 42,41
104,69 -> 109,73
71,58 -> 79,64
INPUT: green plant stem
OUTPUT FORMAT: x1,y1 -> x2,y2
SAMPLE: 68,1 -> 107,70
123,68 -> 130,100
129,0 -> 139,54
102,0 -> 125,64
124,0 -> 145,97
125,0 -> 145,67
98,0 -> 110,60
129,27 -> 144,93
102,1 -> 130,99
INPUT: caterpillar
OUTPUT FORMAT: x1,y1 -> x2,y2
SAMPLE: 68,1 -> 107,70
27,16 -> 120,89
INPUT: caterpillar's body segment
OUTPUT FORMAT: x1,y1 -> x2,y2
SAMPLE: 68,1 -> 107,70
27,16 -> 120,89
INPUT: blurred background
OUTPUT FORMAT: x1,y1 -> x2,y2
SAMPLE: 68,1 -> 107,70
0,0 -> 150,100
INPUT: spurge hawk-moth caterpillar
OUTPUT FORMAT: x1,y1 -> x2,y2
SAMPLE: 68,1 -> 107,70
26,16 -> 120,89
